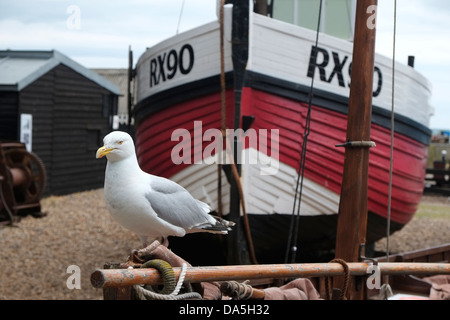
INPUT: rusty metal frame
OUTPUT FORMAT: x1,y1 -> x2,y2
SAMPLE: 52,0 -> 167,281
0,142 -> 46,224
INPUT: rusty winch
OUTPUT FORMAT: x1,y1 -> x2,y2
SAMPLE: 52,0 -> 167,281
0,142 -> 47,225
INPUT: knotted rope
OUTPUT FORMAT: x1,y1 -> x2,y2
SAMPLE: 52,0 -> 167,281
133,259 -> 202,300
220,280 -> 255,300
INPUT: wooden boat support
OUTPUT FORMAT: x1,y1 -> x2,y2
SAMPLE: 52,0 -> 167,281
91,262 -> 450,289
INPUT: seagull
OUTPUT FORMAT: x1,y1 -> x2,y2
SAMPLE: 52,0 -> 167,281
96,131 -> 234,247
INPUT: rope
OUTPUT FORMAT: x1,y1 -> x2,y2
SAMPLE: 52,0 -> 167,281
140,259 -> 177,294
386,0 -> 397,267
325,258 -> 350,300
133,261 -> 202,300
285,0 -> 323,264
175,0 -> 185,34
217,0 -> 226,218
220,280 -> 254,300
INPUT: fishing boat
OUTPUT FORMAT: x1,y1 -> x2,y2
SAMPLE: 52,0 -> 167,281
131,0 -> 433,265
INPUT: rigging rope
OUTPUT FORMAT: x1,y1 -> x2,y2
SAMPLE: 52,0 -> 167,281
284,0 -> 323,264
386,0 -> 397,263
176,0 -> 186,35
217,0 -> 226,218
385,0 -> 397,287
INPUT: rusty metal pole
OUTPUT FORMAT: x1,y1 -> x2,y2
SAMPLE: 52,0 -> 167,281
334,0 -> 378,300
91,262 -> 450,288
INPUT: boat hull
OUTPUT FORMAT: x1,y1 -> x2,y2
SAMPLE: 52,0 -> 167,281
134,85 -> 428,263
133,8 -> 432,264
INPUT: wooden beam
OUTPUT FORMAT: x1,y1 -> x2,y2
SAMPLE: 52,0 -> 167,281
334,0 -> 378,300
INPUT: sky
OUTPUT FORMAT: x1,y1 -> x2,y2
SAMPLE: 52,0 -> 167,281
0,0 -> 449,130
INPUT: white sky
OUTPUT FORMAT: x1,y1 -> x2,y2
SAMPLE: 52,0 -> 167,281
0,0 -> 449,129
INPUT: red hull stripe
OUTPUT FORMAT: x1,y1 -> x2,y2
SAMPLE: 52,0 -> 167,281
136,88 -> 427,225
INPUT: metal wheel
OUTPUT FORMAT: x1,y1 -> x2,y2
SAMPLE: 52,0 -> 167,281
4,149 -> 47,203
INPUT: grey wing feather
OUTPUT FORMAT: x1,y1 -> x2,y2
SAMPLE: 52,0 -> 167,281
145,177 -> 214,229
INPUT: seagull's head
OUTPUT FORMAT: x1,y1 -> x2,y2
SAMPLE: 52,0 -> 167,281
96,131 -> 135,162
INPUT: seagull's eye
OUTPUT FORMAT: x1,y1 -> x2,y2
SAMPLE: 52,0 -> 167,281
118,141 -> 123,145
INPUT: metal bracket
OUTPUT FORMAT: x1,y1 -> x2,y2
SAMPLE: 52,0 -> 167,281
359,243 -> 378,265
335,140 -> 376,148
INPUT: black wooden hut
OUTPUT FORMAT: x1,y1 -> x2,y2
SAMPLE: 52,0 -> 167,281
0,50 -> 120,195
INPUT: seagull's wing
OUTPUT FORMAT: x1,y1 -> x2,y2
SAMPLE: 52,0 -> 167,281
145,176 -> 220,231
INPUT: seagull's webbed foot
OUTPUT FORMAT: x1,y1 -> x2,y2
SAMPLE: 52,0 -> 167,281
131,249 -> 145,263
121,240 -> 162,268
119,249 -> 145,268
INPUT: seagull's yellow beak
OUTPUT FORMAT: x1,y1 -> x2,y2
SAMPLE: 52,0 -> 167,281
96,146 -> 115,159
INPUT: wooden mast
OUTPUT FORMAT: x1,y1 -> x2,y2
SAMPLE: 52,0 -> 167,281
334,0 -> 378,300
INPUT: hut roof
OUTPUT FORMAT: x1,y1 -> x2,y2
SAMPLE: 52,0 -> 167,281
0,50 -> 120,94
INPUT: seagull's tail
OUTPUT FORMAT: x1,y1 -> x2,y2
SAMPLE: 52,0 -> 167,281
188,215 -> 236,235
191,199 -> 235,234
212,215 -> 236,229
195,199 -> 212,214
